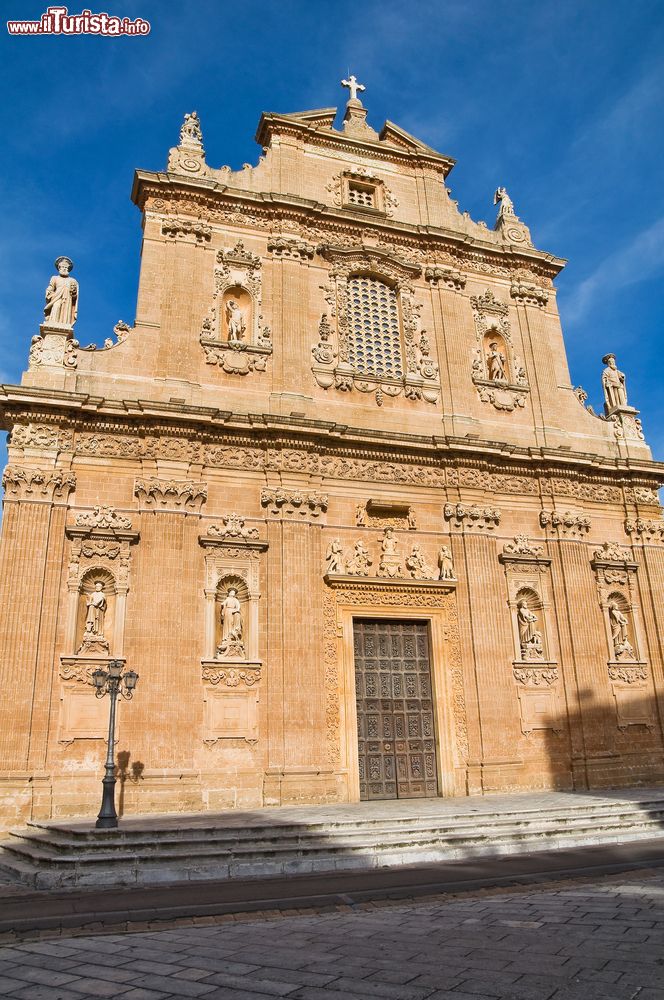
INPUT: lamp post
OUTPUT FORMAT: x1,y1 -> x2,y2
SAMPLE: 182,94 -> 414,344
91,659 -> 139,829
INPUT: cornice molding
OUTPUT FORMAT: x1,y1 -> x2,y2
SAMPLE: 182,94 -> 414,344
1,385 -> 663,490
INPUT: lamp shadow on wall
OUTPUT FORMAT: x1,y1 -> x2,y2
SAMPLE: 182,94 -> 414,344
116,750 -> 145,819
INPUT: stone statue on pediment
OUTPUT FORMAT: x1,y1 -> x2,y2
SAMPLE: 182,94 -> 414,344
44,257 -> 78,328
438,545 -> 455,580
602,354 -> 628,411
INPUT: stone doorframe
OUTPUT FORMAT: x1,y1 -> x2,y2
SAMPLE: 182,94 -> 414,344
323,576 -> 464,802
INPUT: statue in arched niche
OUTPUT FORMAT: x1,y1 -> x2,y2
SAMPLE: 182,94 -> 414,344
486,340 -> 507,382
225,299 -> 246,342
517,599 -> 544,660
218,587 -> 245,658
609,602 -> 635,660
78,580 -> 110,654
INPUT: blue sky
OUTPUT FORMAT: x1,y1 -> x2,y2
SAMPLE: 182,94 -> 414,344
1,0 -> 663,458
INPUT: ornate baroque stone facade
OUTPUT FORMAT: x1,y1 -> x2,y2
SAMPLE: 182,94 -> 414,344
1,82 -> 663,828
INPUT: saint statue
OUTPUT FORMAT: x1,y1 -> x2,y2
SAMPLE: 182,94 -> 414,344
325,539 -> 344,575
486,342 -> 507,382
346,540 -> 372,576
180,111 -> 203,147
517,600 -> 543,660
226,299 -> 246,342
494,186 -> 515,221
219,588 -> 244,657
438,545 -> 455,581
44,257 -> 78,328
85,582 -> 107,637
601,354 -> 628,410
609,603 -> 634,659
405,544 -> 433,580
378,527 -> 402,578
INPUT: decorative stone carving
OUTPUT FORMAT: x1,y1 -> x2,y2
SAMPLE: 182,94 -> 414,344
202,665 -> 261,686
261,488 -> 328,520
513,665 -> 558,686
493,187 -> 533,246
161,218 -> 211,242
378,528 -> 403,578
624,518 -> 664,543
312,245 -> 440,405
325,539 -> 345,575
539,509 -> 591,538
167,111 -> 208,176
201,240 -> 271,375
437,545 -> 455,580
503,535 -> 545,558
510,282 -> 548,307
2,466 -> 76,502
424,266 -> 466,290
608,663 -> 647,684
267,236 -> 315,260
218,588 -> 245,658
134,478 -> 208,512
355,500 -> 416,530
405,544 -> 434,580
326,166 -> 398,217
443,502 -> 501,531
470,289 -> 529,411
207,514 -> 259,540
74,506 -> 132,530
44,256 -> 78,328
346,540 -> 372,576
594,541 -> 632,562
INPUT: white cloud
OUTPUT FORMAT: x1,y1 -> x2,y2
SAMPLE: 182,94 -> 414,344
561,215 -> 664,323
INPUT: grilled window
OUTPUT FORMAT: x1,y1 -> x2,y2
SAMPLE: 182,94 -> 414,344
347,276 -> 403,378
347,182 -> 376,208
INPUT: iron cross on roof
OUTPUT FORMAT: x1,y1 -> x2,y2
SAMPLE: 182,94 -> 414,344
341,74 -> 365,102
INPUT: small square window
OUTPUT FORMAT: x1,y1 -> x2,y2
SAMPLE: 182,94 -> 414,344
347,182 -> 376,209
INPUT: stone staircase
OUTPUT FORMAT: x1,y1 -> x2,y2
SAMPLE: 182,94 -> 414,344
2,790 -> 664,889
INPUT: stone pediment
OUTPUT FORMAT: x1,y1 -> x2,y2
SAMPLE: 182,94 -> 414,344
280,107 -> 337,128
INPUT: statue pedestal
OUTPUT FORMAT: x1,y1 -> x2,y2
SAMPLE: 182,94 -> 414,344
29,323 -> 78,371
605,405 -> 644,443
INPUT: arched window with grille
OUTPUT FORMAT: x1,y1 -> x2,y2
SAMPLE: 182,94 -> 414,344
346,275 -> 403,379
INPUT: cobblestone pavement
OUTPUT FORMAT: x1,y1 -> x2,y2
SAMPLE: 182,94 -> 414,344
0,870 -> 663,1000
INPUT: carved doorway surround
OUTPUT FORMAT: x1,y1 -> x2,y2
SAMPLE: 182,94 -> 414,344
354,618 -> 437,800
323,576 -> 465,802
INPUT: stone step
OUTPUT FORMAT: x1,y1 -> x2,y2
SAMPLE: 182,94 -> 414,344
3,796 -> 664,888
13,796 -> 664,851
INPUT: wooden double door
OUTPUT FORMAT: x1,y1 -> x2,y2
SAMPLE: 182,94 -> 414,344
354,619 -> 438,800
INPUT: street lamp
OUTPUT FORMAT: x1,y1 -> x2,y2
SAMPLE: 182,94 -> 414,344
91,658 -> 139,829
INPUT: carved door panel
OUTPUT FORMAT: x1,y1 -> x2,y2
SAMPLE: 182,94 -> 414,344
354,619 -> 438,800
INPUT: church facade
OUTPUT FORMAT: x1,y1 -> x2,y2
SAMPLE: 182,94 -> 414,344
2,83 -> 664,830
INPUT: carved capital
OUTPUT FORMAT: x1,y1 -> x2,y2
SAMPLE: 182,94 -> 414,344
539,509 -> 591,538
134,478 -> 207,513
161,218 -> 211,242
424,266 -> 466,290
261,487 -> 328,520
624,518 -> 664,543
510,282 -> 549,307
443,502 -> 501,531
267,236 -> 315,260
2,465 -> 76,502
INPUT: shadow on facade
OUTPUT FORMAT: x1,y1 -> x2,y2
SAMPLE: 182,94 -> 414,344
116,749 -> 145,819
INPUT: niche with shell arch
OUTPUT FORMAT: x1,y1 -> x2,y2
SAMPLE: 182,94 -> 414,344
221,286 -> 253,344
215,574 -> 249,660
514,585 -> 547,662
606,590 -> 637,662
76,567 -> 116,655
